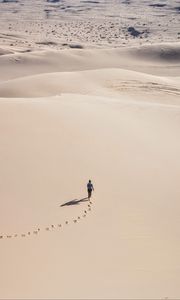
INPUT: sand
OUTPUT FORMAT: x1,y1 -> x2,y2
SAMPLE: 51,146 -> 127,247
0,0 -> 180,299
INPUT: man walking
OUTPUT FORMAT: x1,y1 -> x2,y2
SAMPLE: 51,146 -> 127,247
87,180 -> 94,199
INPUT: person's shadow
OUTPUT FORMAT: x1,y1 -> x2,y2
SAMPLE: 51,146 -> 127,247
60,197 -> 89,207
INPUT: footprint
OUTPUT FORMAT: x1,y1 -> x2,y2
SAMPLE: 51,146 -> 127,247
0,194 -> 93,241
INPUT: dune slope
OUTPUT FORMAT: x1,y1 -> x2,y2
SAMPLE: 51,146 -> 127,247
0,44 -> 180,299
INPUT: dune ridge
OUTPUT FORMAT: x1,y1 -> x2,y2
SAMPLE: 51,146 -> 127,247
0,42 -> 180,81
0,68 -> 180,100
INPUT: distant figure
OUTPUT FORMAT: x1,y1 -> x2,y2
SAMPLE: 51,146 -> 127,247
87,180 -> 94,199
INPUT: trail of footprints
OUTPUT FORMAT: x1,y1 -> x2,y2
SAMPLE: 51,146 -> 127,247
0,201 -> 92,241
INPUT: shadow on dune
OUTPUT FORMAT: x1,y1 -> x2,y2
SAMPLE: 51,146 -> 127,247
60,197 -> 89,207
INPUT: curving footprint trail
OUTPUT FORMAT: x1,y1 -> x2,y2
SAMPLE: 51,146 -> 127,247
0,200 -> 93,241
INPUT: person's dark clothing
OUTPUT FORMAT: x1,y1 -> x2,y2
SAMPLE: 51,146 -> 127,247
87,182 -> 94,198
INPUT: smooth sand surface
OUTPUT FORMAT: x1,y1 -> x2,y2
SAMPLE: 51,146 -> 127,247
0,1 -> 180,299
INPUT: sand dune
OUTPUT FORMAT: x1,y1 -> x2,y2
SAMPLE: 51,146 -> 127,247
0,68 -> 180,101
0,43 -> 180,81
1,51 -> 180,298
1,90 -> 180,299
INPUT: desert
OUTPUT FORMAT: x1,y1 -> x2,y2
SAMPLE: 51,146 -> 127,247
0,0 -> 180,299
